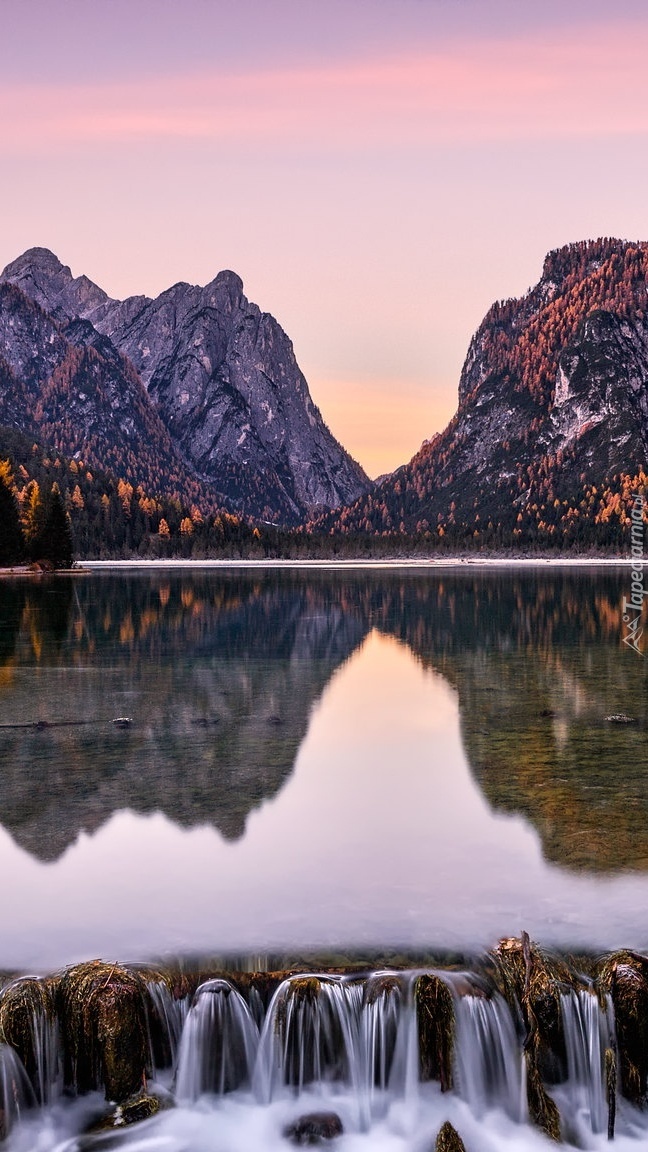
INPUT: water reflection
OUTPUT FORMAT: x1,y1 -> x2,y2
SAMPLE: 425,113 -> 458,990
0,569 -> 645,873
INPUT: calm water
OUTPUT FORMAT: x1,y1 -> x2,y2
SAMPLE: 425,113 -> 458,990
0,566 -> 646,970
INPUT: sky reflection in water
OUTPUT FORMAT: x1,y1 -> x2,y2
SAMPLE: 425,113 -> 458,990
0,568 -> 646,969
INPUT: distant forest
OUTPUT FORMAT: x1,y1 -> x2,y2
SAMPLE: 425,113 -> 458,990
0,424 -> 642,565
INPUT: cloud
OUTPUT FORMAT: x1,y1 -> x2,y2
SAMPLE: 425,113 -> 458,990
2,20 -> 648,154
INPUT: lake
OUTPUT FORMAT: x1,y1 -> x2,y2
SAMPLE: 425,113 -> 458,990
1,564 -> 648,1152
0,565 -> 646,971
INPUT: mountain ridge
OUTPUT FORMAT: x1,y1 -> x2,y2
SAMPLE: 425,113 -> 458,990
313,237 -> 648,545
0,248 -> 370,522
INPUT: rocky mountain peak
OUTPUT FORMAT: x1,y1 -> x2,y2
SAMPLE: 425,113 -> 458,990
315,237 -> 648,544
0,249 -> 370,522
1,247 -> 108,323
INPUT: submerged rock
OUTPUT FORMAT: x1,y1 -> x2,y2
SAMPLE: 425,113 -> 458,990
58,961 -> 151,1103
434,1121 -> 467,1152
284,1111 -> 344,1144
84,1090 -> 165,1133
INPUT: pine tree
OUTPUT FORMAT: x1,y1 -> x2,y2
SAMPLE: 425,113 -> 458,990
30,484 -> 74,568
0,462 -> 24,565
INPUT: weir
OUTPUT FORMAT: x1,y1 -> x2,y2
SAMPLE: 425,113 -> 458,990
0,944 -> 642,1149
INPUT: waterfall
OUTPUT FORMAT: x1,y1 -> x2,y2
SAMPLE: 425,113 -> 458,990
146,980 -> 189,1073
252,972 -> 417,1129
0,978 -> 59,1107
560,989 -> 614,1137
27,996 -> 59,1107
0,1043 -> 34,1138
175,980 -> 259,1101
452,986 -> 525,1122
253,976 -> 361,1103
0,963 -> 639,1152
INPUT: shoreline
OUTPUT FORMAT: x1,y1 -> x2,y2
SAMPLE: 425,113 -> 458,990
59,555 -> 638,570
0,556 -> 636,577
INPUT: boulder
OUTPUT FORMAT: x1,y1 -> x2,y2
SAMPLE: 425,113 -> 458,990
435,1121 -> 466,1152
58,961 -> 150,1102
284,1111 -> 344,1144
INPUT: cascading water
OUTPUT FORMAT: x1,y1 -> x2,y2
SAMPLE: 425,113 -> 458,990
0,978 -> 59,1108
253,976 -> 360,1103
253,973 -> 418,1131
146,980 -> 189,1073
0,1043 -> 34,1138
1,964 -> 647,1152
175,979 -> 259,1101
559,989 -> 614,1139
451,982 -> 526,1122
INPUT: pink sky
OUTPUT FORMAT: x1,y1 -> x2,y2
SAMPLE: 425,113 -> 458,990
2,1 -> 648,475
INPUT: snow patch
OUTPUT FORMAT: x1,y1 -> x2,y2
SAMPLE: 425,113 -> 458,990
554,365 -> 570,406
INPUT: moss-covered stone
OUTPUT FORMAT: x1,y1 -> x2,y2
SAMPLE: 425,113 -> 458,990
84,1091 -> 164,1133
415,975 -> 454,1091
597,950 -> 648,1106
526,1054 -> 561,1141
493,935 -> 576,1081
363,974 -> 403,1006
434,1120 -> 466,1152
58,961 -> 151,1103
491,936 -> 567,1138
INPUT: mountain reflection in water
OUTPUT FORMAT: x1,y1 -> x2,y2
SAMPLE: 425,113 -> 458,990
0,568 -> 645,873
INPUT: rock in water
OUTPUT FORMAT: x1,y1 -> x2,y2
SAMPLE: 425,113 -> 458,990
415,973 -> 455,1091
283,1111 -> 344,1144
58,961 -> 150,1103
435,1121 -> 467,1152
597,950 -> 648,1106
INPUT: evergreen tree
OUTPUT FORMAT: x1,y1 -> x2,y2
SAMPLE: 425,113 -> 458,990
0,462 -> 24,565
30,484 -> 74,568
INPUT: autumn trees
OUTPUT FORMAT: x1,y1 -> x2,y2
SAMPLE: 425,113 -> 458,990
0,459 -> 73,569
0,461 -> 23,565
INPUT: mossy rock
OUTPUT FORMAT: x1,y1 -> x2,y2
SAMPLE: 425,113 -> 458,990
58,961 -> 151,1103
415,975 -> 454,1091
85,1091 -> 165,1133
435,1121 -> 466,1152
363,973 -> 403,1006
525,1054 -> 561,1141
492,936 -> 575,1080
597,950 -> 648,1106
288,977 -> 322,1004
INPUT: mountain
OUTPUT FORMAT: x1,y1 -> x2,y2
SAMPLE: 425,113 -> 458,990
314,238 -> 648,545
0,248 -> 369,522
0,281 -> 210,509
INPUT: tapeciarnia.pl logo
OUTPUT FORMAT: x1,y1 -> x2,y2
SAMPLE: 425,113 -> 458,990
623,493 -> 647,656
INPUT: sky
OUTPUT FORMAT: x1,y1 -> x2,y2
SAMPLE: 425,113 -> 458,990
2,1 -> 648,476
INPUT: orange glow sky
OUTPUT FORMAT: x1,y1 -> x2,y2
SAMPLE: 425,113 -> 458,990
2,0 -> 648,476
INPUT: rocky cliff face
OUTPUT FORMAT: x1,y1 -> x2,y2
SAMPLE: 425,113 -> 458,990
1,248 -> 369,522
0,281 -> 204,506
315,238 -> 648,539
